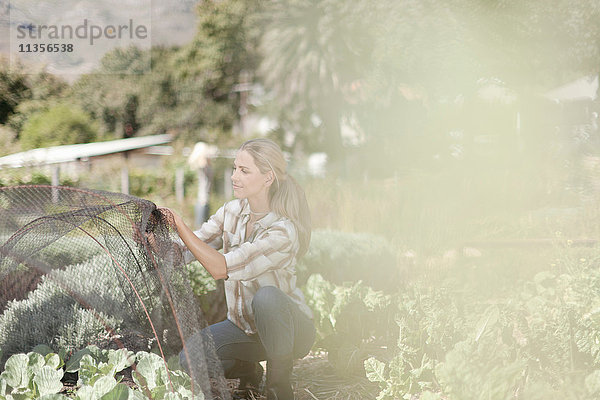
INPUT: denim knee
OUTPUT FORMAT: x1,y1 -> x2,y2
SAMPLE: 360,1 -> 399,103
252,286 -> 285,314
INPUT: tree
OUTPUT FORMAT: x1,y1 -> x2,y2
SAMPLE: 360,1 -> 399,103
0,58 -> 31,125
19,103 -> 98,149
67,47 -> 147,139
170,0 -> 262,145
257,0 -> 375,165
0,125 -> 20,157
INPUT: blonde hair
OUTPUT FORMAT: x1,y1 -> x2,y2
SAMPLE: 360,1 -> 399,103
239,138 -> 311,257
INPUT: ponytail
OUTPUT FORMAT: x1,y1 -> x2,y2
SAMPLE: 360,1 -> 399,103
269,175 -> 311,258
239,139 -> 312,258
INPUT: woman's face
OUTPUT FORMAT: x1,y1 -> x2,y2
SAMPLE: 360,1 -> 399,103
231,150 -> 271,201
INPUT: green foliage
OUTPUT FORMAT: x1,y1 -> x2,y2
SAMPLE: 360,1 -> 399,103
0,255 -> 124,359
303,274 -> 394,375
0,352 -> 64,399
172,0 -> 261,140
257,0 -> 375,160
132,352 -> 202,400
361,283 -> 465,399
435,337 -> 526,400
184,261 -> 217,298
0,171 -> 51,187
363,252 -> 600,399
19,103 -> 99,150
0,347 -> 199,400
364,354 -> 437,400
75,347 -> 134,381
129,169 -> 162,197
0,58 -> 31,125
5,69 -> 68,134
0,126 -> 19,157
299,234 -> 600,399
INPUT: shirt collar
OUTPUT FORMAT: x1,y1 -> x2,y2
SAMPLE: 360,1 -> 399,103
240,198 -> 279,228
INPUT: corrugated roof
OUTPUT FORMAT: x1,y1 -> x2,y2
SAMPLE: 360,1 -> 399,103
0,134 -> 173,168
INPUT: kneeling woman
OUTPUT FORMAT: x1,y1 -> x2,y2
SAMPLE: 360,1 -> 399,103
167,138 -> 314,400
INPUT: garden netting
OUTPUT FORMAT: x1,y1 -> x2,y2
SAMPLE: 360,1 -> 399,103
0,185 -> 230,399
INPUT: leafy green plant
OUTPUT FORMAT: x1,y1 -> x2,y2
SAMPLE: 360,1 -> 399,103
0,346 -> 203,400
132,351 -> 201,400
184,261 -> 217,298
75,347 -> 137,400
0,352 -> 65,399
351,247 -> 600,400
365,352 -> 437,400
303,274 -> 395,375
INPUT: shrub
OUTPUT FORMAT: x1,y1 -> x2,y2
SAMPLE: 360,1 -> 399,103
0,255 -> 127,362
19,103 -> 98,150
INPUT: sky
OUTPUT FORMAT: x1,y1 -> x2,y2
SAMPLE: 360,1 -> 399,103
0,0 -> 198,79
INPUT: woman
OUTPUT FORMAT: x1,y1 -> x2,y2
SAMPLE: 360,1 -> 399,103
166,138 -> 315,400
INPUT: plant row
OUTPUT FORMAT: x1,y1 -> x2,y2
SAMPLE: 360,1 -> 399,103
0,345 -> 201,400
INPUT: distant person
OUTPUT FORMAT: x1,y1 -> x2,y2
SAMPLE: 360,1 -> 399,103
163,138 -> 314,400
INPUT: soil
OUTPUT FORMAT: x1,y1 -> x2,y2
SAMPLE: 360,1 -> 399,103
0,269 -> 43,313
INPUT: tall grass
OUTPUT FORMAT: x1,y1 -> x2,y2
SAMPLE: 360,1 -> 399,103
303,158 -> 600,257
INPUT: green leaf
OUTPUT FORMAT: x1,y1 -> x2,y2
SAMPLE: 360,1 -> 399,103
127,389 -> 147,400
168,370 -> 192,392
27,352 -> 46,378
92,376 -> 118,399
66,348 -> 94,373
31,345 -> 54,357
107,350 -> 134,374
364,357 -> 386,383
58,349 -> 68,366
39,394 -> 70,399
33,366 -> 64,397
77,355 -> 100,386
0,376 -> 8,396
77,376 -> 117,400
474,305 -> 500,342
163,392 -> 184,400
167,356 -> 182,372
1,354 -> 30,389
134,352 -> 166,392
99,384 -> 129,400
174,385 -> 200,400
77,385 -> 95,400
44,354 -> 61,370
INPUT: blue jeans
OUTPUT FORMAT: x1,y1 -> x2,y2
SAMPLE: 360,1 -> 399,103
180,286 -> 315,380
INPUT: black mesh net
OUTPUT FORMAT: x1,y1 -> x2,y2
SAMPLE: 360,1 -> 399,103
0,185 -> 230,399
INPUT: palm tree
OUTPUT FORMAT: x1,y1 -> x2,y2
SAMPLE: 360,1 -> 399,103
258,0 -> 374,165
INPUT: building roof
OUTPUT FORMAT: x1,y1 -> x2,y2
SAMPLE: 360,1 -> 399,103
0,134 -> 173,168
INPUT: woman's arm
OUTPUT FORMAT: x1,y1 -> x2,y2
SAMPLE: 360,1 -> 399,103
162,208 -> 228,280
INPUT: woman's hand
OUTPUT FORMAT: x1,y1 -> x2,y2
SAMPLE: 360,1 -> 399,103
156,206 -> 180,228
158,206 -> 228,280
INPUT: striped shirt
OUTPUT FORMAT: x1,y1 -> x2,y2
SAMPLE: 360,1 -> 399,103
184,198 -> 313,335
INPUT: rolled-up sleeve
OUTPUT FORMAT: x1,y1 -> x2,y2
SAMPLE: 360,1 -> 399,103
181,205 -> 225,264
225,223 -> 295,281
